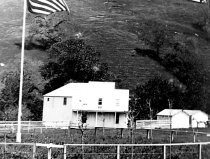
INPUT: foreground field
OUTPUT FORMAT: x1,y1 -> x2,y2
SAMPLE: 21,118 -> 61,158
0,127 -> 210,158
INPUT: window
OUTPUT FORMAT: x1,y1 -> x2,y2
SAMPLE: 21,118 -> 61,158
116,99 -> 120,106
82,112 -> 87,123
98,98 -> 102,108
47,98 -> 50,101
63,97 -> 67,105
116,113 -> 120,124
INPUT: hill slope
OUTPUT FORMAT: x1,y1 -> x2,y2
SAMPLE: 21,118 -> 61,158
0,0 -> 210,89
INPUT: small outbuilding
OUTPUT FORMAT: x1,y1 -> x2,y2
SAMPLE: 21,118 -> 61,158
184,110 -> 208,128
157,109 -> 190,129
157,109 -> 208,129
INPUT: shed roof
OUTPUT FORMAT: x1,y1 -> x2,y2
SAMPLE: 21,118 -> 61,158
157,109 -> 208,117
184,110 -> 208,116
157,109 -> 184,116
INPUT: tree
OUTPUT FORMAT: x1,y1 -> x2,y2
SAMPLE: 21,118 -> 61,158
162,35 -> 209,111
40,38 -> 113,93
0,57 -> 44,120
139,20 -> 168,55
136,30 -> 209,112
20,15 -> 67,50
133,76 -> 184,120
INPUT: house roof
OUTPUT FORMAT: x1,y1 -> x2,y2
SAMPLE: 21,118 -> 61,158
44,82 -> 86,97
44,81 -> 117,97
157,109 -> 208,117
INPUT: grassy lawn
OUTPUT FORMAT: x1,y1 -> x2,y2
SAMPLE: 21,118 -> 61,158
1,127 -> 209,144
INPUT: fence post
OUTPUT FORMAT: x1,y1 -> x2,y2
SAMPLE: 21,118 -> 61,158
170,131 -> 173,142
146,129 -> 150,139
120,128 -> 123,138
4,134 -> 7,151
163,145 -> 166,159
193,132 -> 196,143
63,145 -> 67,159
117,145 -> 120,159
28,121 -> 30,133
198,144 -> 202,159
32,143 -> 36,159
95,127 -> 97,138
48,147 -> 52,159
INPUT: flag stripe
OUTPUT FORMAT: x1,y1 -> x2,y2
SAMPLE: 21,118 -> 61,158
27,0 -> 69,15
29,0 -> 57,13
58,0 -> 67,9
28,2 -> 54,15
30,8 -> 52,15
37,0 -> 63,11
51,0 -> 66,10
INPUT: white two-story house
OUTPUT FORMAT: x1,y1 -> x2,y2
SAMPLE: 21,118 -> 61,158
42,81 -> 129,128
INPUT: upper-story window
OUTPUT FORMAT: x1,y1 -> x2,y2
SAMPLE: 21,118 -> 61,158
116,99 -> 120,106
63,97 -> 67,105
98,98 -> 102,108
47,98 -> 50,102
98,98 -> 102,105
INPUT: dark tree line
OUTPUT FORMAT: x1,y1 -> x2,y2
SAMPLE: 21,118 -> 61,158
41,39 -> 112,94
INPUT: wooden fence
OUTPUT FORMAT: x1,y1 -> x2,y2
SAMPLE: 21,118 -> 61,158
0,121 -> 209,144
136,120 -> 171,129
0,142 -> 209,159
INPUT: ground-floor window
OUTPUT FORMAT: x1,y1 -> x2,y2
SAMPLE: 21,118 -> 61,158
81,112 -> 87,123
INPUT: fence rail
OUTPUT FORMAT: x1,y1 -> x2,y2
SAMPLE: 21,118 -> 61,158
0,121 -> 79,133
0,142 -> 209,159
0,121 -> 209,143
136,120 -> 171,129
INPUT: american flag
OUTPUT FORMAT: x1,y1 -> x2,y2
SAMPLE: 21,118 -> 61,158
27,0 -> 69,15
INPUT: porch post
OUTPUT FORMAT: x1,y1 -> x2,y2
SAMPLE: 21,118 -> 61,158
115,112 -> 117,128
77,111 -> 79,127
95,112 -> 98,127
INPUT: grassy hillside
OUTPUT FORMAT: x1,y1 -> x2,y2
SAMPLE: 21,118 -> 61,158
66,0 -> 210,89
0,0 -> 210,90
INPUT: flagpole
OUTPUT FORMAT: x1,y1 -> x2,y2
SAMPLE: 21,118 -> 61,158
16,0 -> 27,143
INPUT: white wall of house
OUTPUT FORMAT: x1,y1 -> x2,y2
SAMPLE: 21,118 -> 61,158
42,97 -> 73,124
71,89 -> 129,112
